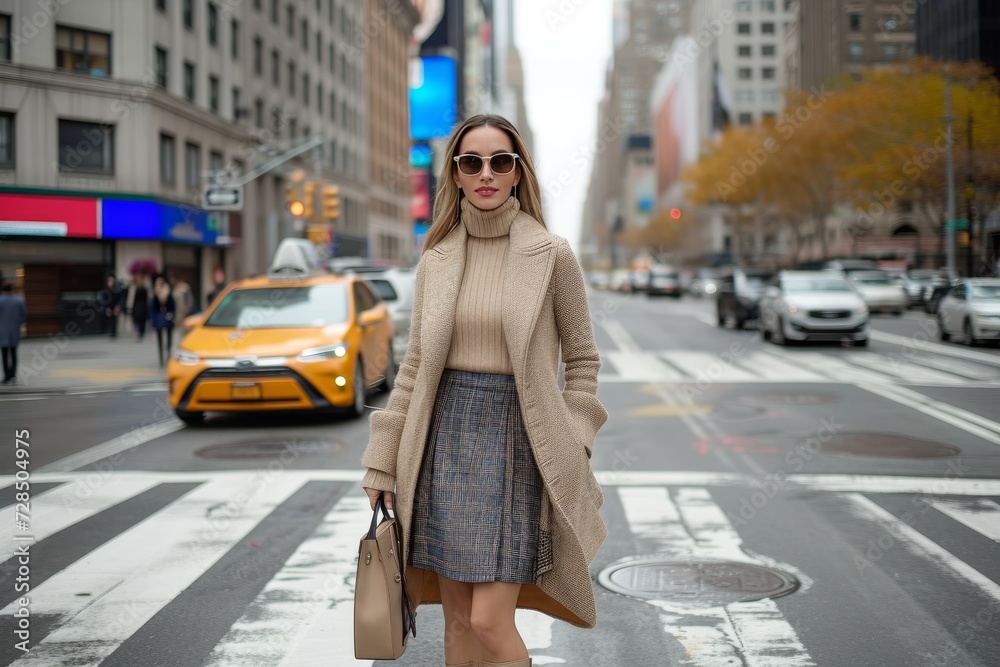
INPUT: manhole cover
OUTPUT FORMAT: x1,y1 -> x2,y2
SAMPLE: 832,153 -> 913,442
737,392 -> 842,406
196,439 -> 340,460
821,432 -> 960,458
599,558 -> 799,607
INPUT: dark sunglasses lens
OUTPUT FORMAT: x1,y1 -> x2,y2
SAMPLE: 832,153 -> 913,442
458,155 -> 483,175
491,154 -> 515,173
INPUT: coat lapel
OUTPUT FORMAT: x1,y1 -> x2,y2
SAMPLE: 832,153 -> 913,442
421,221 -> 467,375
503,215 -> 556,375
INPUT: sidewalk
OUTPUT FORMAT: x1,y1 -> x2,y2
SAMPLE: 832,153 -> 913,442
1,332 -> 169,394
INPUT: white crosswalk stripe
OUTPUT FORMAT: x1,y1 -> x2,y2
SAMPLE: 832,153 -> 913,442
2,471 -> 999,666
599,349 -> 1000,386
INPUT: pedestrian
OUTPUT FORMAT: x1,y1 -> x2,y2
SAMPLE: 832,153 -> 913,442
360,114 -> 609,667
101,273 -> 123,337
149,274 -> 176,366
127,273 -> 150,341
169,271 -> 194,324
0,282 -> 27,385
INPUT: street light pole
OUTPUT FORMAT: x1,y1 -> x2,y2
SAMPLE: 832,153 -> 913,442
944,67 -> 958,279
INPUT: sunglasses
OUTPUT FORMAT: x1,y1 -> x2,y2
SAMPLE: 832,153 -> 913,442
453,152 -> 520,176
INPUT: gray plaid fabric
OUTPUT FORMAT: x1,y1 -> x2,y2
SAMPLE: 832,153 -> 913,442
410,369 -> 545,584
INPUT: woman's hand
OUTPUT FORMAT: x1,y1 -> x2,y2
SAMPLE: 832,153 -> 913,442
363,487 -> 394,511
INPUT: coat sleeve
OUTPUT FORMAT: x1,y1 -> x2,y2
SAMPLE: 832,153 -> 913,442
553,238 -> 608,458
360,256 -> 428,486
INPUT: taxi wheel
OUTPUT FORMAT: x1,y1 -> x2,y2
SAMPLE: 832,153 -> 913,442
176,410 -> 205,426
349,357 -> 367,419
379,346 -> 395,393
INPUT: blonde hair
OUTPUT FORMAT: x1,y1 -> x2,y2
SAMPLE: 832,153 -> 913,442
422,114 -> 546,252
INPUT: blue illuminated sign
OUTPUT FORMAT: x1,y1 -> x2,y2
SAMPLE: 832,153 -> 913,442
409,56 -> 457,140
102,199 -> 219,245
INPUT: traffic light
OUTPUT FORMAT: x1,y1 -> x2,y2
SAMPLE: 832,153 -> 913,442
322,185 -> 340,220
286,185 -> 304,217
303,181 -> 316,219
669,208 -> 682,220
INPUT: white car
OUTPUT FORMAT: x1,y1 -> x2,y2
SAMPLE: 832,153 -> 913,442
937,279 -> 1000,346
362,268 -> 416,364
758,271 -> 869,346
846,271 -> 907,316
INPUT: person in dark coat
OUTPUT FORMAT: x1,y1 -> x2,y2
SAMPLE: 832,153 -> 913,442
128,274 -> 149,341
0,283 -> 27,384
101,274 -> 123,337
149,275 -> 176,366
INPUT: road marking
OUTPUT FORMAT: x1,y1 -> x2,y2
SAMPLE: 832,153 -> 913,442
605,351 -> 687,381
749,352 -> 830,382
929,498 -> 1000,543
600,318 -> 641,352
695,313 -> 718,327
870,329 -> 1000,366
35,419 -> 184,473
846,493 -> 1000,604
843,351 -> 971,384
661,351 -> 761,382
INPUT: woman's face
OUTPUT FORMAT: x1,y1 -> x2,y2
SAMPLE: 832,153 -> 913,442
452,125 -> 521,211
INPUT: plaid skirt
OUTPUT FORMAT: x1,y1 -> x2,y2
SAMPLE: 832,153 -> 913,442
410,369 -> 546,584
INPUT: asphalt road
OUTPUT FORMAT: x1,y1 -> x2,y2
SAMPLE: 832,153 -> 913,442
0,291 -> 998,666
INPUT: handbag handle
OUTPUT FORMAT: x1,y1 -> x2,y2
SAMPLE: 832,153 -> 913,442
368,492 -> 417,639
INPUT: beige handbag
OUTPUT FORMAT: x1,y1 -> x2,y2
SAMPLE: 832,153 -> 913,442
354,493 -> 417,660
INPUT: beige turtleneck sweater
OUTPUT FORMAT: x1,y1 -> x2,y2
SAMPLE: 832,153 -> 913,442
443,195 -> 520,375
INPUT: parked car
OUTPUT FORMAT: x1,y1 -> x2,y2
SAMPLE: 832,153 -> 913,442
363,268 -> 416,364
825,259 -> 879,275
609,269 -> 633,293
646,267 -> 683,298
587,272 -> 611,290
846,271 -> 907,316
630,269 -> 651,293
689,268 -> 726,297
758,271 -> 869,346
937,279 -> 1000,346
716,268 -> 776,328
167,240 -> 395,423
901,269 -> 945,308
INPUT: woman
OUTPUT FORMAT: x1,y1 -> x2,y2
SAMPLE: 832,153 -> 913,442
360,114 -> 608,667
128,274 -> 149,341
149,275 -> 176,366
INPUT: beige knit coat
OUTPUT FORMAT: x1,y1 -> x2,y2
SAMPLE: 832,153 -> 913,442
361,207 -> 609,628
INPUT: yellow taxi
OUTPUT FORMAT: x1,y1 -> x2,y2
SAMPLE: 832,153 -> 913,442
167,240 -> 395,424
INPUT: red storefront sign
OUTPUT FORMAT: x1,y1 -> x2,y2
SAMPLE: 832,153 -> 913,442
0,193 -> 100,238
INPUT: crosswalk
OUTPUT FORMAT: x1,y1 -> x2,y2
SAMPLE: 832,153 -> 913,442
1,470 -> 999,666
599,349 -> 1000,386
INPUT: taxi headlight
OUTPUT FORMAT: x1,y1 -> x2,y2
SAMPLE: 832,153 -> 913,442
787,304 -> 799,314
298,343 -> 348,362
172,349 -> 200,365
856,305 -> 869,315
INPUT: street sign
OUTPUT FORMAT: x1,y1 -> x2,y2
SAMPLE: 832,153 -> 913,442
203,186 -> 244,211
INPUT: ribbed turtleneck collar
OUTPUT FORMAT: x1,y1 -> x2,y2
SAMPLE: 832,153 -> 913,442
460,195 -> 520,238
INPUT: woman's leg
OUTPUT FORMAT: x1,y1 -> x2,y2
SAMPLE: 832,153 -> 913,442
156,328 -> 165,366
470,582 -> 527,663
438,575 -> 484,665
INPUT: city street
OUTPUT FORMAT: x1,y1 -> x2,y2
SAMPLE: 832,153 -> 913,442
1,290 -> 998,666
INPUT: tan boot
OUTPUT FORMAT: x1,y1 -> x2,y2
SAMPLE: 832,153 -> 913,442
483,660 -> 531,667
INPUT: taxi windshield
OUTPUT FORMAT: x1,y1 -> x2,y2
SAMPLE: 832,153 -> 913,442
205,285 -> 349,328
784,279 -> 853,293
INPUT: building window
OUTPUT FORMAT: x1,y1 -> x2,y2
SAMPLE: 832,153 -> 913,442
318,84 -> 323,114
303,72 -> 310,105
289,117 -> 297,139
849,13 -> 862,31
209,150 -> 224,173
231,19 -> 240,58
849,42 -> 863,62
209,75 -> 219,112
328,0 -> 334,26
288,61 -> 296,95
761,22 -> 775,34
270,48 -> 281,86
183,0 -> 193,29
0,14 -> 9,61
59,120 -> 114,173
316,30 -> 322,63
330,138 -> 337,167
738,45 -> 751,57
156,0 -> 167,11
735,0 -> 751,11
882,43 -> 900,60
184,61 -> 195,100
56,26 -> 111,76
255,98 -> 264,128
330,91 -> 336,121
185,142 -> 200,189
301,18 -> 308,50
253,36 -> 262,74
155,46 -> 168,87
762,44 -> 776,57
737,23 -> 750,34
232,87 -> 242,120
329,43 -> 335,73
736,90 -> 754,104
761,0 -> 775,10
761,89 -> 779,104
0,112 -> 13,167
270,0 -> 278,24
738,67 -> 752,80
208,3 -> 219,45
254,0 -> 261,10
738,112 -> 753,125
286,4 -> 295,37
159,133 -> 175,185
762,67 -> 776,79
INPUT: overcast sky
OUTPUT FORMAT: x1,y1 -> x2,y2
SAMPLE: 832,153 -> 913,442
514,0 -> 614,249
